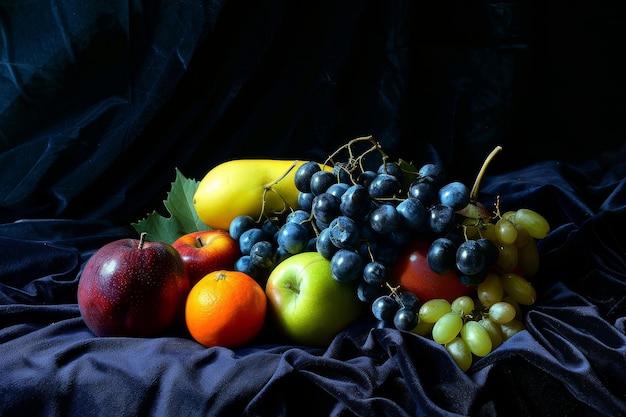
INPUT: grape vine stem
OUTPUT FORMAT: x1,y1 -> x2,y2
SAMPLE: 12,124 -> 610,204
259,160 -> 298,221
470,146 -> 502,202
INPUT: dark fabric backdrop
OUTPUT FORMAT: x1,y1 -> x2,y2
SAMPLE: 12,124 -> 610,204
1,1 -> 625,416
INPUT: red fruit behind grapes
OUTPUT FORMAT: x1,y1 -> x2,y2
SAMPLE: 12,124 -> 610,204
391,240 -> 474,303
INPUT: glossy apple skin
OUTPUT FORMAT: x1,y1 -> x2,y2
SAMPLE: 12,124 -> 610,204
172,230 -> 241,286
265,251 -> 363,347
391,240 -> 474,303
77,237 -> 190,337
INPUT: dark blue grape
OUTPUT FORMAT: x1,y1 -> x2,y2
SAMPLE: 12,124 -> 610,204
330,249 -> 363,282
357,220 -> 379,242
274,246 -> 292,264
477,238 -> 499,265
234,255 -> 260,279
357,281 -> 385,303
377,162 -> 403,182
427,204 -> 457,235
310,170 -> 337,195
457,267 -> 488,286
326,182 -> 350,200
239,228 -> 271,255
362,261 -> 387,285
295,161 -> 321,193
399,291 -> 420,312
249,240 -> 276,269
311,192 -> 340,224
368,173 -> 401,199
315,227 -> 338,259
340,184 -> 371,220
298,192 -> 314,211
408,179 -> 437,206
328,216 -> 360,249
333,162 -> 353,184
277,221 -> 310,254
439,181 -> 470,211
229,215 -> 258,241
395,197 -> 427,230
356,170 -> 377,188
305,237 -> 317,252
315,217 -> 330,231
427,237 -> 457,274
371,295 -> 400,321
286,209 -> 311,224
393,306 -> 418,330
261,219 -> 279,237
456,239 -> 486,275
369,203 -> 401,234
286,209 -> 314,235
418,163 -> 445,187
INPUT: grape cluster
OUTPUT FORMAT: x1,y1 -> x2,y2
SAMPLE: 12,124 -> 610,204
291,153 -> 479,309
229,212 -> 316,283
414,270 -> 536,371
371,286 -> 421,330
427,206 -> 549,287
228,137 -> 550,371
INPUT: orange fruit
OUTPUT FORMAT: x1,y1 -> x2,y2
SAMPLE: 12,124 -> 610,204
185,270 -> 267,348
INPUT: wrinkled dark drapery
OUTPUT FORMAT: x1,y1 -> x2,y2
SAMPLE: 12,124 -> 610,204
1,1 -> 625,416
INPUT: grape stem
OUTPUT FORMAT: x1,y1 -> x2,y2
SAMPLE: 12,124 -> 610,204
259,160 -> 298,222
470,146 -> 502,202
325,135 -> 388,178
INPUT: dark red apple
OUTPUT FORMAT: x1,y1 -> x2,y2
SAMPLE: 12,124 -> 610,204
172,230 -> 241,286
391,240 -> 474,303
77,233 -> 190,337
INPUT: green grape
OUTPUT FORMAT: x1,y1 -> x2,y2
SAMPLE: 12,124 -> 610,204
502,295 -> 523,320
517,237 -> 540,277
418,299 -> 452,323
411,317 -> 434,337
501,210 -> 517,221
500,319 -> 526,341
495,218 -> 518,245
476,273 -> 504,308
451,295 -> 475,316
461,321 -> 492,357
478,317 -> 503,350
500,273 -> 537,305
514,223 -> 531,248
445,337 -> 473,372
496,243 -> 518,272
481,222 -> 497,242
463,218 -> 481,240
513,208 -> 550,239
488,301 -> 517,324
432,312 -> 464,344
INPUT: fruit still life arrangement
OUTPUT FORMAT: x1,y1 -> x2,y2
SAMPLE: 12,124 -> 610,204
77,136 -> 549,371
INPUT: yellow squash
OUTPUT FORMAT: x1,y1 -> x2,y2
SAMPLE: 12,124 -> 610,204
194,159 -> 329,231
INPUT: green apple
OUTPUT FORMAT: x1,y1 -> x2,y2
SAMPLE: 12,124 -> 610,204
265,251 -> 363,347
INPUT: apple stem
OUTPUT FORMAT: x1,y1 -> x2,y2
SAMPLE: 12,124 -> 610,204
138,232 -> 147,249
470,145 -> 502,202
196,236 -> 204,247
285,283 -> 300,294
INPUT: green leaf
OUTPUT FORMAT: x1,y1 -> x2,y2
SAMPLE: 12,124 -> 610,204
132,168 -> 210,244
398,158 -> 419,194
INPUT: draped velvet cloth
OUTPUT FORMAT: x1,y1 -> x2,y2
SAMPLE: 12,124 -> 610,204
1,1 -> 625,416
